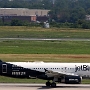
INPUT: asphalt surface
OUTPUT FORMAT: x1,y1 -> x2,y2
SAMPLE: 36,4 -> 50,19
0,38 -> 90,41
0,83 -> 90,90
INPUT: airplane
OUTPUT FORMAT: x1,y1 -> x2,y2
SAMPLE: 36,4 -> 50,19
0,60 -> 90,87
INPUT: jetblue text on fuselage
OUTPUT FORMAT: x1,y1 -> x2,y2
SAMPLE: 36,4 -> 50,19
75,65 -> 90,72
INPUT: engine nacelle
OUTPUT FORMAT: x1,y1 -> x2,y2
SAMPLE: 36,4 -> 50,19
60,75 -> 82,84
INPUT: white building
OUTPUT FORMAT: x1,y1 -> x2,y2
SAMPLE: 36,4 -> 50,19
0,8 -> 50,16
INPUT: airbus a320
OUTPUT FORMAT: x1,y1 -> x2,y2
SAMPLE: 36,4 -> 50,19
0,60 -> 90,87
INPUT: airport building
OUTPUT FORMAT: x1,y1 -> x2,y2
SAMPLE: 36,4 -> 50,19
0,8 -> 50,22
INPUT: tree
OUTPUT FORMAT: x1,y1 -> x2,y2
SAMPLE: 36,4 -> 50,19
82,21 -> 90,29
11,19 -> 24,26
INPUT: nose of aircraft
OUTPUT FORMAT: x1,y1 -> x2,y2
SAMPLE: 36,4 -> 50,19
0,60 -> 2,74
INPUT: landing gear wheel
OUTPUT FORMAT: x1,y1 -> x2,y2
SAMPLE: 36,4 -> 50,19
46,81 -> 51,87
78,81 -> 81,84
51,82 -> 56,87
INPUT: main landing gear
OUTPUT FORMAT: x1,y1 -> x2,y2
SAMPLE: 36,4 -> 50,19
46,81 -> 56,87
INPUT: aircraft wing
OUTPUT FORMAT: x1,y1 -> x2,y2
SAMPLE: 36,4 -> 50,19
45,69 -> 77,77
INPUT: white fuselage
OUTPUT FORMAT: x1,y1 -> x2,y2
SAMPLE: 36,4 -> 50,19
8,62 -> 90,78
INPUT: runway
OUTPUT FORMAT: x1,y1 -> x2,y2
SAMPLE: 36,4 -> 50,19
0,83 -> 90,90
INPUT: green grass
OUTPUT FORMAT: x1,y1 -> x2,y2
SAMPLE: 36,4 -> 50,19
0,76 -> 47,83
0,76 -> 90,84
82,79 -> 90,84
0,26 -> 90,38
0,40 -> 90,54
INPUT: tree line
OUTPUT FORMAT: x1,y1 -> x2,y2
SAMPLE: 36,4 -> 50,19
0,0 -> 90,28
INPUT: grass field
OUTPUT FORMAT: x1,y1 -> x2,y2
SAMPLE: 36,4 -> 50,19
0,76 -> 89,84
0,26 -> 90,38
0,26 -> 90,83
0,40 -> 90,54
0,54 -> 90,63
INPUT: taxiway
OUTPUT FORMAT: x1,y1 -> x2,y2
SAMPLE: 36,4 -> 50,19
0,83 -> 90,90
0,38 -> 90,41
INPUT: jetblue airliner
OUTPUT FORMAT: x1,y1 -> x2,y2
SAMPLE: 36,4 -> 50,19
0,60 -> 90,87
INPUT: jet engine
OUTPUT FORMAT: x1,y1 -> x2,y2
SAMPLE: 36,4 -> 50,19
65,75 -> 82,84
59,75 -> 82,84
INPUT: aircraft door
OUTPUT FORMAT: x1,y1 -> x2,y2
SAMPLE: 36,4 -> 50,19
2,64 -> 7,73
